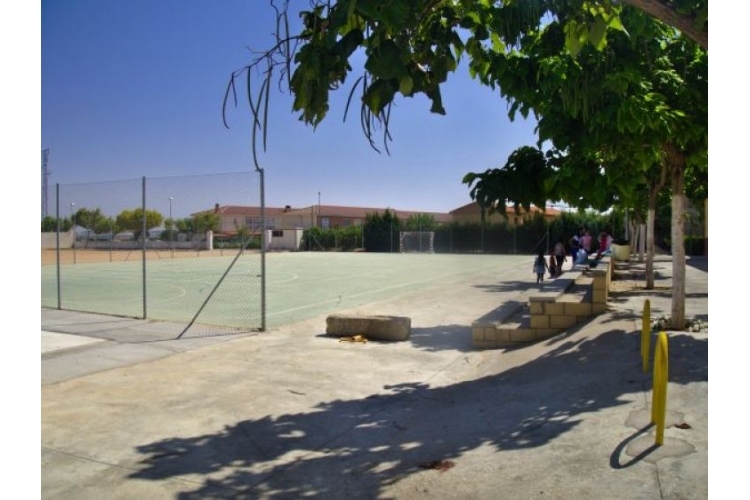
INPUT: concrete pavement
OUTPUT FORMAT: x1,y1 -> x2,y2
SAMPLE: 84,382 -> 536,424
41,256 -> 708,499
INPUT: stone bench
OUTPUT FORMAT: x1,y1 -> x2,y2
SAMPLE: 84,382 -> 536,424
326,314 -> 411,341
527,271 -> 583,303
472,258 -> 612,349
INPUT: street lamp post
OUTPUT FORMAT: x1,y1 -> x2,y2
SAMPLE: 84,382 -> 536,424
169,196 -> 174,257
70,202 -> 76,264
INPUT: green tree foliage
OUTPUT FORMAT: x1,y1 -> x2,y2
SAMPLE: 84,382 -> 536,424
457,6 -> 706,309
302,226 -> 363,251
461,6 -> 706,207
116,208 -> 164,240
41,216 -> 67,232
431,211 -> 611,254
193,213 -> 220,235
463,146 -> 553,218
363,209 -> 401,252
73,207 -> 109,236
176,217 -> 194,233
171,214 -> 220,238
226,1 -> 706,161
230,223 -> 252,248
403,213 -> 436,231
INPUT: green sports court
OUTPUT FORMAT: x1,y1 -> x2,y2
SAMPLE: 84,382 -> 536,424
42,249 -> 534,337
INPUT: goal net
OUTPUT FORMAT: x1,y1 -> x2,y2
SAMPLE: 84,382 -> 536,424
399,231 -> 435,253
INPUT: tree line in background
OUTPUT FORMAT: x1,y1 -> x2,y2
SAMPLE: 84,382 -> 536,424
41,207 -> 221,243
44,199 -> 705,255
302,204 -> 706,255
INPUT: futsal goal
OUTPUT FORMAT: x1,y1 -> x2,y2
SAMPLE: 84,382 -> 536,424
399,231 -> 435,253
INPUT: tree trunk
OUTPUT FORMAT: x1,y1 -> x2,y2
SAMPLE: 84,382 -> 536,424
637,223 -> 646,262
645,162 -> 668,290
669,146 -> 687,330
621,0 -> 707,50
646,207 -> 655,289
628,217 -> 638,255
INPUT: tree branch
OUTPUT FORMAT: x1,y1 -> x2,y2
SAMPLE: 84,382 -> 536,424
620,0 -> 707,49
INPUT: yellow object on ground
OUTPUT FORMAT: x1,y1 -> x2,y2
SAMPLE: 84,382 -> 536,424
339,335 -> 368,343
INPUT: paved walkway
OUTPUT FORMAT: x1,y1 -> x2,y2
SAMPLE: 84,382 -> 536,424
41,256 -> 708,499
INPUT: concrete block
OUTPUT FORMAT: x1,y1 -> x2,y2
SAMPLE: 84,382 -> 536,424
593,289 -> 607,304
473,340 -> 498,349
472,327 -> 484,341
326,314 -> 411,341
544,302 -> 565,316
484,327 -> 498,341
592,303 -> 607,314
530,315 -> 549,329
509,329 -> 535,342
535,328 -> 559,340
495,329 -> 511,343
564,302 -> 593,317
529,302 -> 544,315
550,315 -> 577,329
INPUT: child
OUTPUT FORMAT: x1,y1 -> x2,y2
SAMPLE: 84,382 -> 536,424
533,251 -> 549,283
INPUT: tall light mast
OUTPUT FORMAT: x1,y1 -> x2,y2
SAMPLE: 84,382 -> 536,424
42,149 -> 51,219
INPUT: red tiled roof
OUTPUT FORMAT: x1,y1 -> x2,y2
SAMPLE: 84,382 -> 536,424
192,205 -> 293,217
194,204 -> 453,222
283,205 -> 452,222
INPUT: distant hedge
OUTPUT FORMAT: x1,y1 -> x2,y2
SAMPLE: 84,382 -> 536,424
294,205 -> 706,256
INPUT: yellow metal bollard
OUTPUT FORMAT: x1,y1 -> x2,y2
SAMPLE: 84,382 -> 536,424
651,331 -> 669,446
641,299 -> 651,373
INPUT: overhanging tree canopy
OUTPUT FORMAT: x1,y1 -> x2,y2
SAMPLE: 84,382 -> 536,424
228,0 -> 707,329
224,0 -> 707,161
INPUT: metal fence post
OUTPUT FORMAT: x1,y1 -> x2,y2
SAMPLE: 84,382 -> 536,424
142,176 -> 147,319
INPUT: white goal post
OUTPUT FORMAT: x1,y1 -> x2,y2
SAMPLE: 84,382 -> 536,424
399,231 -> 435,253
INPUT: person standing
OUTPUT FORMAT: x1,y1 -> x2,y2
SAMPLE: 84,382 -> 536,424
569,230 -> 581,264
581,229 -> 593,253
554,238 -> 567,276
596,231 -> 609,259
548,249 -> 557,278
534,251 -> 549,283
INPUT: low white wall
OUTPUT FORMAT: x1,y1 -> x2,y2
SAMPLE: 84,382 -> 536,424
267,228 -> 304,251
41,231 -> 73,249
41,231 -> 213,251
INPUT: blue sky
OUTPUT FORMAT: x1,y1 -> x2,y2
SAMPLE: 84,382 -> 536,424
39,0 -> 540,215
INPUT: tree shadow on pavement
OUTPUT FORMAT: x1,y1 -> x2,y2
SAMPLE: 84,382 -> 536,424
686,257 -> 707,272
473,279 -> 562,294
408,324 -> 475,352
128,324 -> 708,499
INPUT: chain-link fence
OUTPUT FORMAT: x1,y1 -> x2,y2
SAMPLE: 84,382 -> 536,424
41,172 -> 264,337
